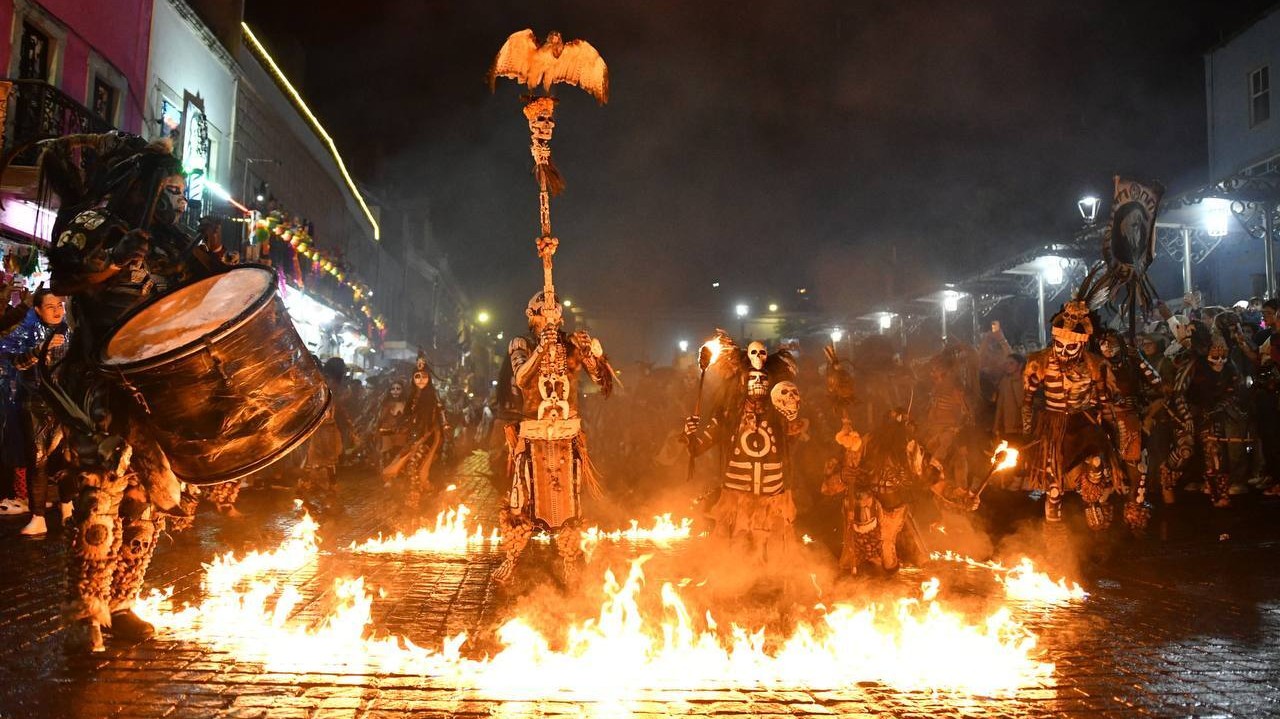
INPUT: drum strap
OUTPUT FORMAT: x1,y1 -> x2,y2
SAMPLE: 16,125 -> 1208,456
116,369 -> 151,415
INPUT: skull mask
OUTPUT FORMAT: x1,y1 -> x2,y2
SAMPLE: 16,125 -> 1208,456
770,380 -> 800,421
746,370 -> 770,399
1208,344 -> 1229,373
524,97 -> 557,142
747,341 -> 767,371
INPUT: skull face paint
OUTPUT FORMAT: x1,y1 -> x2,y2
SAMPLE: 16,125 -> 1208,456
412,371 -> 430,390
746,370 -> 770,398
1053,337 -> 1083,362
152,174 -> 187,226
747,341 -> 767,370
770,380 -> 800,421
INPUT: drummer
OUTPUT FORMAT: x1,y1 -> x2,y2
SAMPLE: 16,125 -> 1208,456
37,133 -> 229,651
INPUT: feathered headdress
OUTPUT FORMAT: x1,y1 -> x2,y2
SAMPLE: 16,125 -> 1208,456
1050,261 -> 1109,343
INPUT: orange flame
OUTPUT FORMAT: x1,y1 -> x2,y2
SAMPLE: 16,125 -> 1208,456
137,528 -> 1055,695
930,551 -> 1087,603
990,440 -> 1019,472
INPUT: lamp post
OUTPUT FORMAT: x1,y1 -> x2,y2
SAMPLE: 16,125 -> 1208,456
941,291 -> 959,342
735,303 -> 749,340
1077,195 -> 1100,225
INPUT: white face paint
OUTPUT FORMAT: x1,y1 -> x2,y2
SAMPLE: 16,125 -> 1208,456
746,370 -> 770,398
748,341 -> 767,370
770,380 -> 800,421
413,371 -> 430,390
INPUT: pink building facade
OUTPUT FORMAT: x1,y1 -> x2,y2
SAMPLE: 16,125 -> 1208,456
1,0 -> 152,133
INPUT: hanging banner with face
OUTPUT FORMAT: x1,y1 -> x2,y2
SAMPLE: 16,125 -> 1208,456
1103,176 -> 1165,277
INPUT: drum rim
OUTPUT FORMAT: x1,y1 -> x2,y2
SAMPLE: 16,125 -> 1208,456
176,384 -> 332,486
99,264 -> 277,372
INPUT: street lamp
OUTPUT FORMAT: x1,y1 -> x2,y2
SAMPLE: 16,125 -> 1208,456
768,303 -> 779,313
1077,195 -> 1101,224
678,339 -> 689,353
735,303 -> 749,339
879,313 -> 893,331
477,310 -> 491,324
563,298 -> 573,308
830,328 -> 844,344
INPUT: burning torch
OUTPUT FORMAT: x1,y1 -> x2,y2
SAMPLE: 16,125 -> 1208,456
969,440 -> 1023,510
686,337 -> 721,483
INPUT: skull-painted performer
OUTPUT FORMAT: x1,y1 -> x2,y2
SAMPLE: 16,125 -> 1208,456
684,339 -> 804,566
822,410 -> 934,575
1022,282 -> 1119,532
1096,329 -> 1162,530
25,132 -> 229,651
488,28 -> 612,586
493,291 -> 613,585
381,352 -> 444,512
1165,325 -> 1247,508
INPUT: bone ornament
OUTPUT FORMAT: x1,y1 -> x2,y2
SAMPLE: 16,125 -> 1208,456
771,380 -> 800,420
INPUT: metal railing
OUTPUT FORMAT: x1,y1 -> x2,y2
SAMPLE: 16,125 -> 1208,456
1,78 -> 114,164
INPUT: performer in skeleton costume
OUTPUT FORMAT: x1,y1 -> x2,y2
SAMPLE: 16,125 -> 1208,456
1175,327 -> 1247,508
684,340 -> 804,566
822,409 -> 936,576
1096,329 -> 1162,530
492,291 -> 612,586
1022,291 -> 1119,532
382,352 -> 444,512
27,132 -> 229,650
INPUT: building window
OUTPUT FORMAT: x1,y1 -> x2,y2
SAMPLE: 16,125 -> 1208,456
18,21 -> 51,81
1250,65 -> 1270,127
91,76 -> 118,123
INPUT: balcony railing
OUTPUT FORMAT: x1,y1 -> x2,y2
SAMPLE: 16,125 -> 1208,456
1,79 -> 114,164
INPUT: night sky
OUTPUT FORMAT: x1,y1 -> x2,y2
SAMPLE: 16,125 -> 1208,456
244,0 -> 1274,328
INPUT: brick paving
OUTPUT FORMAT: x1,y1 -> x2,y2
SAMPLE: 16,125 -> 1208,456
0,452 -> 1278,718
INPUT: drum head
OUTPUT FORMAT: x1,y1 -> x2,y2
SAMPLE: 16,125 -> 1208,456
103,267 -> 274,366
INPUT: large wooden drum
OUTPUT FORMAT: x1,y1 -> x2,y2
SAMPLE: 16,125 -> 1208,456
101,265 -> 330,485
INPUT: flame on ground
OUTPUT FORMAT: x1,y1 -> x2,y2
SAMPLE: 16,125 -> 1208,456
137,516 -> 1055,696
930,551 -> 1087,603
347,505 -> 692,555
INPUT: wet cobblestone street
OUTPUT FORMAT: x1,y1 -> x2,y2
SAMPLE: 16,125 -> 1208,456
1,452 -> 1278,718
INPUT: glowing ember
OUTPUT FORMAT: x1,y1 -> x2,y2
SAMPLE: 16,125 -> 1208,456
446,484 -> 458,492
137,526 -> 1054,696
931,551 -> 1087,603
701,338 -> 723,364
990,440 -> 1019,472
801,534 -> 814,545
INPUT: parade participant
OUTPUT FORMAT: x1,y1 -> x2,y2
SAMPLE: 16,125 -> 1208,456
1022,288 -> 1119,532
374,379 -> 409,475
684,339 -> 804,567
1175,328 -> 1247,508
822,409 -> 934,576
32,132 -> 228,650
0,289 -> 71,536
492,291 -> 613,586
1097,329 -> 1161,530
920,351 -> 974,491
382,352 -> 444,512
298,358 -> 348,516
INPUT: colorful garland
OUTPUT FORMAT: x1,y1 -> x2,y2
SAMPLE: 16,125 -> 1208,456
253,212 -> 387,334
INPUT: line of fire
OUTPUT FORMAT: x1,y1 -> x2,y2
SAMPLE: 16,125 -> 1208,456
0,3 -> 1278,718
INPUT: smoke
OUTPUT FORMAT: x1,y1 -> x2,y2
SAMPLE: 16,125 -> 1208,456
245,0 -> 1274,348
